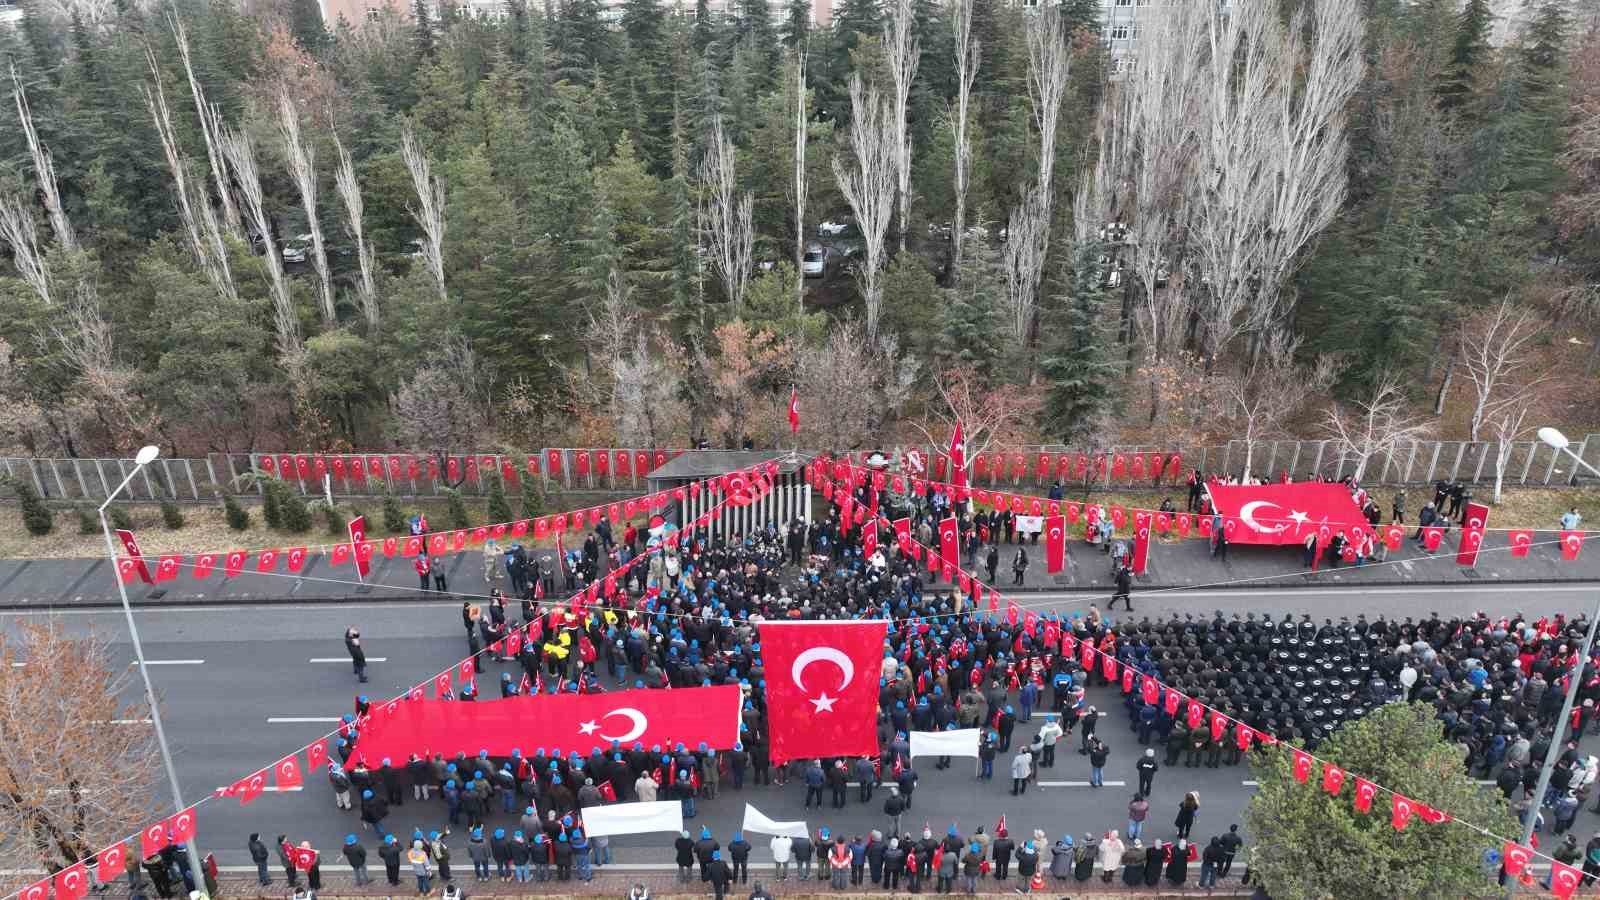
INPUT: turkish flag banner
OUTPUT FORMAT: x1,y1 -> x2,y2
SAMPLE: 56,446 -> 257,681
353,684 -> 741,761
1164,688 -> 1180,716
349,515 -> 371,578
1177,514 -> 1191,537
1187,699 -> 1204,729
1322,763 -> 1345,795
1561,530 -> 1585,561
1353,777 -> 1377,813
115,529 -> 153,584
893,517 -> 912,554
760,621 -> 887,764
155,554 -> 181,582
167,806 -> 197,843
947,422 -> 968,489
1421,527 -> 1443,551
1141,674 -> 1159,705
192,553 -> 217,580
1390,793 -> 1414,831
306,739 -> 328,772
1081,644 -> 1096,672
1205,482 -> 1367,545
1552,861 -> 1583,900
257,548 -> 280,573
291,846 -> 318,871
275,755 -> 303,789
1235,723 -> 1254,752
1509,529 -> 1534,557
1292,749 -> 1312,783
233,770 -> 267,806
1132,513 -> 1151,575
141,821 -> 171,856
55,863 -> 89,900
1102,655 -> 1118,681
1209,710 -> 1226,742
95,843 -> 129,883
1503,842 -> 1533,877
1045,515 -> 1065,574
1119,666 -> 1133,694
434,671 -> 452,698
938,517 -> 959,566
1110,506 -> 1126,530
1384,523 -> 1405,550
223,550 -> 247,578
19,879 -> 49,900
862,520 -> 878,560
1456,527 -> 1484,567
330,543 -> 351,566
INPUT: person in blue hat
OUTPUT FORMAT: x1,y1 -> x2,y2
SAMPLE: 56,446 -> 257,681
377,834 -> 403,886
490,827 -> 512,880
467,826 -> 490,881
509,830 -> 531,883
359,788 -> 389,837
343,833 -> 371,885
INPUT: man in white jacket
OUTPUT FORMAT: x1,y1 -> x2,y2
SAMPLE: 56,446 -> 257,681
1038,715 -> 1064,768
770,834 -> 792,882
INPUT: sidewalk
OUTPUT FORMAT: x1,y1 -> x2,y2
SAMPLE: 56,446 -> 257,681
0,528 -> 1593,611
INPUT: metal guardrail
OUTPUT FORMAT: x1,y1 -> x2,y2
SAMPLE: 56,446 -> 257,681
1,435 -> 1593,504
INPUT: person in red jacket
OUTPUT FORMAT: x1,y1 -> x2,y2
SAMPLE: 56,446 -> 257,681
415,555 -> 431,592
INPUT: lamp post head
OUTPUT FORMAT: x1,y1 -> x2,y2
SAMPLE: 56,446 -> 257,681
135,445 -> 161,465
1538,428 -> 1570,451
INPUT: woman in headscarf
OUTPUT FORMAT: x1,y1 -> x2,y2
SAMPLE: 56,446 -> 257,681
1166,838 -> 1192,885
1143,839 -> 1164,886
1095,830 -> 1125,884
1072,834 -> 1095,882
1121,839 -> 1146,886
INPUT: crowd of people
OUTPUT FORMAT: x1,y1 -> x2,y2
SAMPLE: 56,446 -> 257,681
304,473 -> 1600,897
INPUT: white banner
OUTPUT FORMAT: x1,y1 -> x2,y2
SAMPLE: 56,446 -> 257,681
909,728 -> 982,759
1015,515 -> 1043,534
741,803 -> 810,839
579,801 -> 684,838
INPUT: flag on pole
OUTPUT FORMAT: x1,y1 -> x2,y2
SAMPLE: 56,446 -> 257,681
788,386 -> 801,434
948,422 -> 968,489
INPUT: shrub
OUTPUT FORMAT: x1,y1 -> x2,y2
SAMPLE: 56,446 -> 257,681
486,477 -> 514,524
223,494 -> 250,531
278,484 -> 313,533
76,507 -> 98,535
445,488 -> 469,530
160,500 -> 186,530
108,505 -> 133,531
5,476 -> 54,537
520,477 -> 545,517
383,492 -> 407,534
322,503 -> 344,536
261,479 -> 283,528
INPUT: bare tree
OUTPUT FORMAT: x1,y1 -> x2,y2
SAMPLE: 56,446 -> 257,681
699,114 -> 754,311
401,123 -> 447,302
1490,405 -> 1530,502
221,125 -> 303,371
883,0 -> 920,254
1219,331 -> 1338,479
0,621 -> 162,883
913,365 -> 1042,463
1320,375 -> 1432,481
574,268 -> 643,432
277,89 -> 335,325
0,195 -> 52,307
11,63 -> 74,253
791,49 -> 809,314
171,14 -> 241,240
389,338 -> 489,448
332,128 -> 379,328
1459,294 -> 1544,441
1003,186 -> 1049,344
1003,5 -> 1070,345
832,75 -> 898,340
798,321 -> 920,451
948,0 -> 979,281
142,48 -> 236,303
615,330 -> 688,447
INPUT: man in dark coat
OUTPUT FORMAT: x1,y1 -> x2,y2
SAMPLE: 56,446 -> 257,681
345,627 -> 368,683
703,850 -> 734,900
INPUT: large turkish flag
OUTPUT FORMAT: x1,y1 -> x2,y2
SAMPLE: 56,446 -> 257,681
1044,515 -> 1065,573
760,621 -> 887,764
1205,482 -> 1367,546
938,516 -> 959,565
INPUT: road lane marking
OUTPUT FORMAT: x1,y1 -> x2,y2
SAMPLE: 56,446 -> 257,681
267,717 -> 342,723
108,719 -> 153,724
137,659 -> 205,665
1040,781 -> 1126,787
262,786 -> 303,792
1242,780 -> 1259,786
310,657 -> 387,662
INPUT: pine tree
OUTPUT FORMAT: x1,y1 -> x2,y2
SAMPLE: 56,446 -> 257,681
224,495 -> 251,531
935,238 -> 1008,371
694,0 -> 717,56
557,0 -> 610,84
1440,0 -> 1490,109
414,0 -> 436,58
445,488 -> 470,529
487,477 -> 514,524
4,476 -> 54,537
667,97 -> 705,342
288,0 -> 329,54
737,0 -> 778,81
781,0 -> 810,48
383,492 -> 407,534
1038,242 -> 1119,442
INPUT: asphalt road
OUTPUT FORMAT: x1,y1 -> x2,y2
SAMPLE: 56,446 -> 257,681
7,584 -> 1600,871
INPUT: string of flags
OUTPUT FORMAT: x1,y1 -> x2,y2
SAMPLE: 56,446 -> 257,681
253,448 -> 686,483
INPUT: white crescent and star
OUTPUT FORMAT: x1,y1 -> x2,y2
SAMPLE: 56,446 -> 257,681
1238,501 -> 1294,533
793,647 -> 855,713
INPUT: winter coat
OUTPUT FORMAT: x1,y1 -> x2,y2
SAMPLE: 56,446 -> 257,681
1049,842 -> 1074,878
1097,837 -> 1125,872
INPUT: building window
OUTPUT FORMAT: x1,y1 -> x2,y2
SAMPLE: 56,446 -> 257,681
1110,24 -> 1129,40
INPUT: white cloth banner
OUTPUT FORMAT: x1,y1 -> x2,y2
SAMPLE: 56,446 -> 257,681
909,728 -> 982,759
742,803 -> 810,839
579,801 -> 684,838
1015,515 -> 1043,534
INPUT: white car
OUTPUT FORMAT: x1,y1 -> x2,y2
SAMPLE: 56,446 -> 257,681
801,246 -> 828,278
281,234 -> 312,264
819,221 -> 849,236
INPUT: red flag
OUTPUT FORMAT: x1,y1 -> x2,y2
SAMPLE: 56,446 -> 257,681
1209,710 -> 1226,741
155,554 -> 181,582
1186,699 -> 1204,730
141,821 -> 171,856
1421,526 -> 1443,551
1417,803 -> 1449,825
435,671 -> 453,698
291,846 -> 318,871
1132,513 -> 1151,575
788,386 -> 801,433
1177,514 -> 1191,537
1141,675 -> 1159,705
1561,530 -> 1585,561
54,863 -> 89,900
1118,667 -> 1132,693
1205,482 -> 1368,546
1503,842 -> 1533,878
330,543 -> 351,567
1291,749 -> 1312,783
460,658 -> 476,681
1390,793 -> 1414,831
760,621 -> 887,763
1509,529 -> 1534,557
948,422 -> 968,489
257,548 -> 280,573
893,517 -> 912,555
1164,689 -> 1180,716
306,739 -> 328,772
1322,763 -> 1345,795
1101,655 -> 1117,681
18,880 -> 49,900
1045,515 -> 1065,574
1384,523 -> 1405,550
167,806 -> 198,843
987,589 -> 999,613
863,520 -> 878,560
1552,861 -> 1583,900
192,552 -> 217,579
95,843 -> 129,883
1234,723 -> 1254,752
223,550 -> 247,578
938,516 -> 959,565
114,529 -> 153,584
598,780 -> 617,802
275,755 -> 303,789
1456,527 -> 1484,567
233,769 -> 267,805
1353,778 -> 1377,813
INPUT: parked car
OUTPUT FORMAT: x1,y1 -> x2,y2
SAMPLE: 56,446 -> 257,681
281,234 -> 312,264
801,245 -> 828,278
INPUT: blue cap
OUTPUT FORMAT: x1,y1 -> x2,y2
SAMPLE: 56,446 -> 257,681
526,806 -> 535,815
494,828 -> 505,839
345,834 -> 357,845
385,835 -> 397,845
361,789 -> 373,798
701,826 -> 711,839
358,695 -> 368,703
429,831 -> 440,840
514,831 -> 523,839
382,757 -> 392,766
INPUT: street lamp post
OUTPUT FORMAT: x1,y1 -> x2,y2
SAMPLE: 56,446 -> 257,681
98,446 -> 208,896
1508,427 -> 1599,897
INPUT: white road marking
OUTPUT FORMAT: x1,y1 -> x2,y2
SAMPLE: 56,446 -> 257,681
1040,780 -> 1127,787
266,717 -> 342,723
310,657 -> 388,662
262,786 -> 304,792
136,659 -> 205,665
1242,780 -> 1259,786
108,719 -> 153,725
